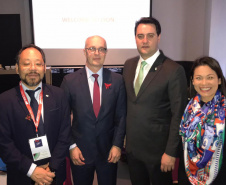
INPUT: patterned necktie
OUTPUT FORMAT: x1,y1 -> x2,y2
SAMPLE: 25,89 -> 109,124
92,74 -> 100,117
26,88 -> 45,136
134,61 -> 147,96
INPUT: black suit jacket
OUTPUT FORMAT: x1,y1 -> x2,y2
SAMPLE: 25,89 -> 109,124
123,51 -> 187,164
0,84 -> 71,185
61,68 -> 126,164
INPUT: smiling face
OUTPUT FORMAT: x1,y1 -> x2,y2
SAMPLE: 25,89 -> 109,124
192,65 -> 221,102
16,47 -> 46,90
135,23 -> 160,60
84,36 -> 107,73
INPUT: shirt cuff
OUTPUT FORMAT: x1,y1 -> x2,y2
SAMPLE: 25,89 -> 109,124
69,143 -> 77,150
27,163 -> 37,177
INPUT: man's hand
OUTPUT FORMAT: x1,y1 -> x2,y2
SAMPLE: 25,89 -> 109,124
31,166 -> 55,185
70,147 -> 85,165
160,153 -> 176,172
108,146 -> 121,163
39,163 -> 50,170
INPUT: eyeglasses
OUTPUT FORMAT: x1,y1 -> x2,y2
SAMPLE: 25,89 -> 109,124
85,47 -> 107,54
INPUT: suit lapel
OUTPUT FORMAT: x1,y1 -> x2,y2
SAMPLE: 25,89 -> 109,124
16,85 -> 38,136
99,68 -> 112,119
136,52 -> 166,98
79,68 -> 95,117
16,86 -> 30,116
127,58 -> 139,101
42,84 -> 52,134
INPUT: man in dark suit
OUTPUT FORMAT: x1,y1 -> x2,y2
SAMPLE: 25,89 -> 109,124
123,17 -> 187,185
61,35 -> 126,185
0,44 -> 71,185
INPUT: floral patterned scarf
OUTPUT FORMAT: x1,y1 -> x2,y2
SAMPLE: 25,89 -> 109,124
179,90 -> 225,185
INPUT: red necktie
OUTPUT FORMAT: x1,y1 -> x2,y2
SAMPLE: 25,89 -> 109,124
92,74 -> 100,117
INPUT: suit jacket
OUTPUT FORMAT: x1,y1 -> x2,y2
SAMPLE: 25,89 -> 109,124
123,51 -> 187,164
0,83 -> 71,185
61,68 -> 126,164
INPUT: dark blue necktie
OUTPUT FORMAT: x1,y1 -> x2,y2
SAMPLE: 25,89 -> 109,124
26,88 -> 45,136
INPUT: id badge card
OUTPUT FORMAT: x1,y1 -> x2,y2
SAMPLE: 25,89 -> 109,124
29,135 -> 51,161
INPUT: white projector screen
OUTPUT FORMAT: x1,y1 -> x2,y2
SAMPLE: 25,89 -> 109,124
31,0 -> 150,66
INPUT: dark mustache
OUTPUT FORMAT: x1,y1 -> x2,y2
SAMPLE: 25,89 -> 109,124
27,72 -> 39,75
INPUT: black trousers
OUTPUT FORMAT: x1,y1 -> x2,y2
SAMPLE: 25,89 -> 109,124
70,158 -> 117,185
127,153 -> 173,185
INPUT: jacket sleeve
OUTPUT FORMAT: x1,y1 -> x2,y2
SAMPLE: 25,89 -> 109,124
0,95 -> 33,175
112,76 -> 127,149
60,76 -> 76,146
165,65 -> 188,157
49,92 -> 71,170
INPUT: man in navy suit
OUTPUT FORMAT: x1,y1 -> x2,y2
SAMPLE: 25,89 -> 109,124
61,35 -> 126,185
0,44 -> 71,185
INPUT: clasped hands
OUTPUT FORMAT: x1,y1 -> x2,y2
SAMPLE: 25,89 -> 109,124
70,145 -> 121,165
31,163 -> 55,185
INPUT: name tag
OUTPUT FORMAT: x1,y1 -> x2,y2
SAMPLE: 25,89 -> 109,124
29,135 -> 51,161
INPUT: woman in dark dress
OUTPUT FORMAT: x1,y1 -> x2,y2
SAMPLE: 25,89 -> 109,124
179,56 -> 226,185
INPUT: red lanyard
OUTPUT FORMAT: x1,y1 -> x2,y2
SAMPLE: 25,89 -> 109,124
19,81 -> 43,133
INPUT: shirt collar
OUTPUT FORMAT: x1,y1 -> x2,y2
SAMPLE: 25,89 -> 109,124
22,82 -> 42,92
139,49 -> 160,65
85,66 -> 103,80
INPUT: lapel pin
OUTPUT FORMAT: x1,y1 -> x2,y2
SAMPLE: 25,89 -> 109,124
155,67 -> 157,71
46,95 -> 49,97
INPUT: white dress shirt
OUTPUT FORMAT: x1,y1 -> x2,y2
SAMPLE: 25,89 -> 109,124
85,66 -> 103,104
133,50 -> 160,87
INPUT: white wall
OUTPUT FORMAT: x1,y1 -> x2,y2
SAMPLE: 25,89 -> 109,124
152,0 -> 206,61
208,0 -> 226,75
152,0 -> 226,75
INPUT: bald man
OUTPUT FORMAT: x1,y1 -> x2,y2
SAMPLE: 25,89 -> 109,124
61,36 -> 126,185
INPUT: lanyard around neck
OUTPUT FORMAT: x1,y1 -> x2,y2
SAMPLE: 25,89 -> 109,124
19,81 -> 43,134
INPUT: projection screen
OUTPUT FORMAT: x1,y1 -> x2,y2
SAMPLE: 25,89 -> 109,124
30,0 -> 151,66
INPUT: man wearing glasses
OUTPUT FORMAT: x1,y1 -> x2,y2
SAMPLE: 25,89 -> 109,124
61,35 -> 126,185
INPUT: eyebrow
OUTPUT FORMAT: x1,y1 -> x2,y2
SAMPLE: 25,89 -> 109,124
22,59 -> 43,62
194,74 -> 216,76
87,46 -> 105,48
137,33 -> 155,35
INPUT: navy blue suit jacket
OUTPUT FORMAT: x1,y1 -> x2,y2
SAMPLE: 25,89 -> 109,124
0,84 -> 71,185
61,68 -> 126,164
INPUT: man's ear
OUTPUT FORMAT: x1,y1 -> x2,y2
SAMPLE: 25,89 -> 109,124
83,49 -> 87,57
16,63 -> 19,74
157,34 -> 161,43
